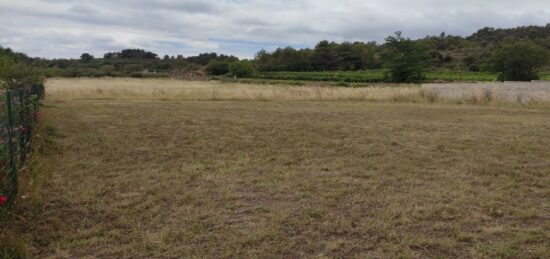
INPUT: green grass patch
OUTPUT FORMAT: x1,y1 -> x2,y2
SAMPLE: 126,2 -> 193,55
251,70 -> 500,83
424,70 -> 497,82
253,70 -> 387,83
540,71 -> 550,81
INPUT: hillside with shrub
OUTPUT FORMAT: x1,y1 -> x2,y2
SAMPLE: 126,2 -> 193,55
1,24 -> 549,82
252,25 -> 550,81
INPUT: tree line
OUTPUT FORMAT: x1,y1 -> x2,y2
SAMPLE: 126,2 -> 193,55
1,24 -> 549,83
252,25 -> 550,82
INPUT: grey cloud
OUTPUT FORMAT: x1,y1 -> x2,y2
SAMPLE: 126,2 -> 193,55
0,0 -> 548,58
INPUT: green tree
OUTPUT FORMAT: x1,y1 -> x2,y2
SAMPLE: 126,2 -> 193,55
354,42 -> 381,70
229,61 -> 255,77
489,41 -> 549,81
383,32 -> 427,83
311,41 -> 338,71
336,42 -> 362,70
80,53 -> 94,63
205,60 -> 229,75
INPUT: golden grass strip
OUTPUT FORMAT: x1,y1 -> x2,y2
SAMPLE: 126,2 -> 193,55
46,78 -> 422,102
46,78 -> 550,108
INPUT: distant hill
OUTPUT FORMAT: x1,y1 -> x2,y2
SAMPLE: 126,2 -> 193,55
1,24 -> 549,78
468,24 -> 550,43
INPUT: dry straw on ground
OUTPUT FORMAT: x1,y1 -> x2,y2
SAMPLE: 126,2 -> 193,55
46,78 -> 550,107
45,78 -> 425,102
424,82 -> 550,104
29,97 -> 550,258
5,78 -> 550,258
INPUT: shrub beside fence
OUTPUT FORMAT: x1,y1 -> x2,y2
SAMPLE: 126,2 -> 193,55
0,84 -> 45,211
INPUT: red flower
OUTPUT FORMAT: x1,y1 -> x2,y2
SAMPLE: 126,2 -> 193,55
0,195 -> 7,206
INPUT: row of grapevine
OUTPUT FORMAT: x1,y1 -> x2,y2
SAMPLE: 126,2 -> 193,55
251,70 -> 506,83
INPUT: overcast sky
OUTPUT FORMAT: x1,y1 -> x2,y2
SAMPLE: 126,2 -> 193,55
0,0 -> 549,59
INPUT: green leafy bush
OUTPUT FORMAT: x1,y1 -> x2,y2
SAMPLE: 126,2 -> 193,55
229,61 -> 256,78
488,41 -> 549,81
99,65 -> 116,76
123,64 -> 145,74
205,60 -> 229,75
0,55 -> 43,89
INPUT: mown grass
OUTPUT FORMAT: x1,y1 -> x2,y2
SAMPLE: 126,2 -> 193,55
252,70 -> 500,83
13,78 -> 550,258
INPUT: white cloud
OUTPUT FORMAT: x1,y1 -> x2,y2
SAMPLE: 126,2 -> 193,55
0,0 -> 548,58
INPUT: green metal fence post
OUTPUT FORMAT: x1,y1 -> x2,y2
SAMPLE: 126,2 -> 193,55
5,91 -> 18,207
1,85 -> 44,211
18,90 -> 27,165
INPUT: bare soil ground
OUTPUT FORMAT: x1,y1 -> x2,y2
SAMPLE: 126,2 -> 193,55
8,79 -> 550,258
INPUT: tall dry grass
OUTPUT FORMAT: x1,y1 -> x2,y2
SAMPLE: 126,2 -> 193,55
423,82 -> 550,105
46,78 -> 550,107
46,78 -> 424,102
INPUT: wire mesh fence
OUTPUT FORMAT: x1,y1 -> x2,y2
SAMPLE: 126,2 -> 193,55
0,84 -> 45,211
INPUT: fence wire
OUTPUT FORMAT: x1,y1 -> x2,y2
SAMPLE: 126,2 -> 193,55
0,84 -> 44,211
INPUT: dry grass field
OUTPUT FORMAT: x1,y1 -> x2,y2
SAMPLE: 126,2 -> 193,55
46,78 -> 550,106
425,82 -> 550,103
45,78 -> 423,102
6,78 -> 550,258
